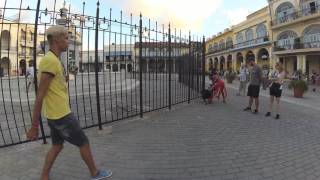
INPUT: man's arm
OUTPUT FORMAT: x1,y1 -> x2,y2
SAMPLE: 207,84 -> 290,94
27,72 -> 54,140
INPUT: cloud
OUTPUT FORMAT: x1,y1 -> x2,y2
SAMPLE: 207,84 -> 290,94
121,0 -> 222,32
226,8 -> 249,26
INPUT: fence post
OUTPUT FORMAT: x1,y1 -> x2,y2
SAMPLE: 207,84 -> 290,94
95,1 -> 102,130
188,32 -> 191,104
139,14 -> 143,118
168,23 -> 172,110
33,0 -> 47,144
202,36 -> 206,92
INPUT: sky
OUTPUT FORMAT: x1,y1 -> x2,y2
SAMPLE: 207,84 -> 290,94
1,0 -> 268,38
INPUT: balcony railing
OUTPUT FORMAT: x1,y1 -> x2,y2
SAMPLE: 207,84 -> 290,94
234,36 -> 270,49
272,5 -> 320,26
207,45 -> 233,54
207,36 -> 270,54
274,38 -> 320,52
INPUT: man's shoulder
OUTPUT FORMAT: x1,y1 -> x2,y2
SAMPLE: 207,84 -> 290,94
40,53 -> 59,65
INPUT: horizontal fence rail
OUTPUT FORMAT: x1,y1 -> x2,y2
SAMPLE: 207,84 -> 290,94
0,0 -> 205,147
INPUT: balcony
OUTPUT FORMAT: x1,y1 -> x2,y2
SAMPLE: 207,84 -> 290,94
207,45 -> 233,55
274,38 -> 320,53
233,36 -> 270,50
206,36 -> 270,56
272,5 -> 320,27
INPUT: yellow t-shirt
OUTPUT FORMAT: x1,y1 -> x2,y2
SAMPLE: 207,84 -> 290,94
38,51 -> 71,120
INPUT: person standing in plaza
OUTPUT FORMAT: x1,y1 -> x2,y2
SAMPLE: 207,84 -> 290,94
243,58 -> 262,114
237,63 -> 249,96
26,62 -> 35,93
265,62 -> 286,119
26,26 -> 112,180
262,65 -> 270,90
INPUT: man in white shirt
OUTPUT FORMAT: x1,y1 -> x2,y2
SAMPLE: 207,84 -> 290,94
26,63 -> 35,93
237,64 -> 249,96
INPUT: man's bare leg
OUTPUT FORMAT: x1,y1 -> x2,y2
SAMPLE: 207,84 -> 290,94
254,98 -> 259,111
79,143 -> 98,177
41,144 -> 63,180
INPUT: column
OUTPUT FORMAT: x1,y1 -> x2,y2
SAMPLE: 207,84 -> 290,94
297,55 -> 306,73
232,53 -> 237,72
270,55 -> 279,69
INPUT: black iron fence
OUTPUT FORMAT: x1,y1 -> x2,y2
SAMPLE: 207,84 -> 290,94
0,0 -> 205,148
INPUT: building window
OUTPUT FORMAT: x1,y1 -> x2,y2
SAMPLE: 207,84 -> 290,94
236,32 -> 244,47
256,23 -> 267,43
219,39 -> 225,50
275,2 -> 295,24
245,29 -> 254,46
302,24 -> 320,48
1,30 -> 11,50
226,37 -> 233,48
277,30 -> 298,50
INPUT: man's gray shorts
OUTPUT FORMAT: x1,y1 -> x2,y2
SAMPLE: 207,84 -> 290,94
48,113 -> 88,147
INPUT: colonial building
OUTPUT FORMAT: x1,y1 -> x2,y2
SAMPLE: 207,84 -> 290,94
206,0 -> 320,77
134,42 -> 189,73
0,10 -> 44,77
81,44 -> 134,73
269,0 -> 320,76
206,7 -> 272,73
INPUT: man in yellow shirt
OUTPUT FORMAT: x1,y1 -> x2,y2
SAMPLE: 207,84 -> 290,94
27,26 -> 112,180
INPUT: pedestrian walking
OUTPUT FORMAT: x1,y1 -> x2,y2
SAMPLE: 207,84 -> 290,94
243,58 -> 262,114
237,63 -> 249,96
265,62 -> 286,119
262,65 -> 270,90
26,26 -> 112,180
26,62 -> 35,93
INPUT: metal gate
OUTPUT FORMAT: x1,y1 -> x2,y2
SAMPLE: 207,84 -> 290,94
0,0 -> 205,148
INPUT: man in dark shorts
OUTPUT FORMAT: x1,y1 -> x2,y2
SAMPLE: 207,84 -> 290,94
26,26 -> 112,180
243,58 -> 262,114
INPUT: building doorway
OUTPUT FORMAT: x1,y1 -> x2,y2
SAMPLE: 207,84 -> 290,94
0,57 -> 10,77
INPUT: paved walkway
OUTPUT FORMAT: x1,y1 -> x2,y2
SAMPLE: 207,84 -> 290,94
224,79 -> 320,111
1,86 -> 320,180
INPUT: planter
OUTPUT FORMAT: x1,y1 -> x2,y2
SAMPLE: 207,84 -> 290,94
293,87 -> 304,98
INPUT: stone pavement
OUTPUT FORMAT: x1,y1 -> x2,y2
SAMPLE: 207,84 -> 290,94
225,80 -> 320,111
1,86 -> 320,180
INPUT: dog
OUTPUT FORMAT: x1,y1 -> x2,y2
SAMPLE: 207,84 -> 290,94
201,89 -> 212,104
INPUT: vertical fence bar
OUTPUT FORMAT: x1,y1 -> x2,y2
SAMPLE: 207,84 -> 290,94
202,36 -> 206,92
168,24 -> 172,110
188,32 -> 191,104
139,14 -> 143,118
95,1 -> 102,130
33,0 -> 47,144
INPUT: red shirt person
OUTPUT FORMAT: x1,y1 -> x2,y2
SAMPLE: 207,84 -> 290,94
209,75 -> 227,103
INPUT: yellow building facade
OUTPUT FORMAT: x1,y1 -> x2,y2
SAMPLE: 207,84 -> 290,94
0,16 -> 44,77
269,0 -> 320,76
206,0 -> 320,77
206,7 -> 272,73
